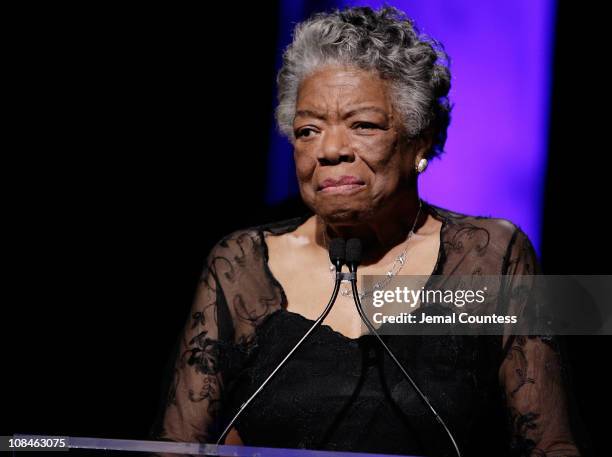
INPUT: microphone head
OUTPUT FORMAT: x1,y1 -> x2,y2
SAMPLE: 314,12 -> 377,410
328,238 -> 346,265
346,238 -> 362,266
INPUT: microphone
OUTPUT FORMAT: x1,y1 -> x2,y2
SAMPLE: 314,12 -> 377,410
345,237 -> 362,272
329,237 -> 347,273
215,238 -> 347,445
346,238 -> 462,457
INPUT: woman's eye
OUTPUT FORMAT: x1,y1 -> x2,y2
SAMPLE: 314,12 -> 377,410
296,128 -> 316,138
354,122 -> 379,130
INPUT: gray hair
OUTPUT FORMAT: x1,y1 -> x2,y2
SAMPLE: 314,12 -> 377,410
275,5 -> 452,159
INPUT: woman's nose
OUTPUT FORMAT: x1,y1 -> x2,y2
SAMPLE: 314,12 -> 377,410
317,126 -> 354,165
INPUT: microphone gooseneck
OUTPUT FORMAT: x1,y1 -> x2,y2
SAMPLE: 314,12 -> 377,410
215,238 -> 347,445
346,237 -> 462,457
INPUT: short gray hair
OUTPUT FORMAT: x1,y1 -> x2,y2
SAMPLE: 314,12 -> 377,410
275,5 -> 452,159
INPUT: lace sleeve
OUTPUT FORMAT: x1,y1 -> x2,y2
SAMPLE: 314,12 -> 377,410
499,228 -> 581,456
155,240 -> 232,444
152,228 -> 283,446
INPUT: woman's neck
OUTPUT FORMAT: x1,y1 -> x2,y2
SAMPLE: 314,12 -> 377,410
313,193 -> 425,266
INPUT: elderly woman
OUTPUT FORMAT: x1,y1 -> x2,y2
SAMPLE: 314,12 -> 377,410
155,6 -> 581,457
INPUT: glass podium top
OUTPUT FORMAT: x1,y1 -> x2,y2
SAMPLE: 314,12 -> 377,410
7,435 -> 423,457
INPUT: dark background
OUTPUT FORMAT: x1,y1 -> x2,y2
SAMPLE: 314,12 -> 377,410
5,2 -> 609,456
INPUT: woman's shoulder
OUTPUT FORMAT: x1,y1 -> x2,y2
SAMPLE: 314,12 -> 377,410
428,201 -> 529,240
201,213 -> 313,292
208,213 -> 312,257
426,201 -> 536,264
199,217 -> 312,327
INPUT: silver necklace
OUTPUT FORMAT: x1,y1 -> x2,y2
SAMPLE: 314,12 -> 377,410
328,199 -> 423,299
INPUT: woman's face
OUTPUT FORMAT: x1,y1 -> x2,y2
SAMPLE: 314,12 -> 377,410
292,65 -> 419,225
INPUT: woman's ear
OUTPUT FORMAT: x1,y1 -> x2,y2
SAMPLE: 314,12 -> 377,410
415,156 -> 429,174
412,134 -> 433,174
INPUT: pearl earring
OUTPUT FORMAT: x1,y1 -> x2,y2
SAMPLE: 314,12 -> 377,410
416,158 -> 428,174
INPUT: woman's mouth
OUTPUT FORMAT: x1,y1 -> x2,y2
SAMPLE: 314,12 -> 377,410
318,175 -> 366,194
319,183 -> 366,194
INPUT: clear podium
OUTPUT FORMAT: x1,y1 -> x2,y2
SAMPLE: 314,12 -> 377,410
9,435 -> 423,456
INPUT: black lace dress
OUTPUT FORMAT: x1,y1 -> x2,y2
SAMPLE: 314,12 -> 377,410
154,202 -> 581,457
